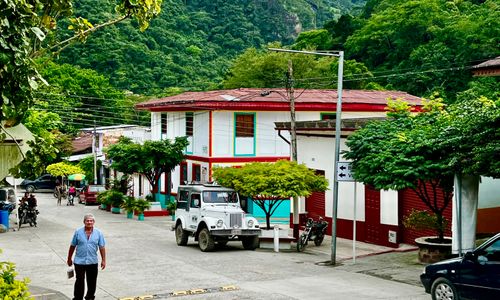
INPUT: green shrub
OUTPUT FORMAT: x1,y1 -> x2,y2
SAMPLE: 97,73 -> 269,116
0,250 -> 31,300
134,199 -> 151,214
166,200 -> 176,214
403,209 -> 448,238
121,196 -> 137,214
97,190 -> 124,207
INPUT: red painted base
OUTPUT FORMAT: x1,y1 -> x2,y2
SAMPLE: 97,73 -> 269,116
134,210 -> 169,217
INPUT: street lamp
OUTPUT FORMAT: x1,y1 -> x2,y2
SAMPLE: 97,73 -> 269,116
268,48 -> 344,265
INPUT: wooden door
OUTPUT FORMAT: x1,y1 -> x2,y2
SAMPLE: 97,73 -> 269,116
365,186 -> 381,244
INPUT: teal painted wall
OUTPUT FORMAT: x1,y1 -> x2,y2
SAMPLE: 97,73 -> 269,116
247,199 -> 290,225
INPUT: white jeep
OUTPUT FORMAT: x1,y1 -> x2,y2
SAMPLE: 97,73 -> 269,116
174,183 -> 261,252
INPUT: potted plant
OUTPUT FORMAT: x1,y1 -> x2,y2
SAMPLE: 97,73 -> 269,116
403,209 -> 452,263
96,191 -> 111,210
107,190 -> 124,214
166,200 -> 176,221
121,196 -> 137,219
134,199 -> 151,221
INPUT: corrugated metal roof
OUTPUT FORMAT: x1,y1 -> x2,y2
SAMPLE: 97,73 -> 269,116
472,56 -> 500,69
136,88 -> 422,111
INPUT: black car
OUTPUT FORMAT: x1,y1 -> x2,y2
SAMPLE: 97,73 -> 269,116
20,174 -> 58,192
420,233 -> 500,300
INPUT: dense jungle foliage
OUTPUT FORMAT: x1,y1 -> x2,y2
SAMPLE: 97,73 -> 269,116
55,0 -> 365,95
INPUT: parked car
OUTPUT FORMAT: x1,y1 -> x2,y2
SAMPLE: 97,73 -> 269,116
0,186 -> 16,210
79,185 -> 106,205
20,174 -> 58,192
420,233 -> 500,300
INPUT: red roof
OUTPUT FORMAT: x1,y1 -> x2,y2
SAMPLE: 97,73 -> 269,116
72,133 -> 93,154
135,88 -> 422,112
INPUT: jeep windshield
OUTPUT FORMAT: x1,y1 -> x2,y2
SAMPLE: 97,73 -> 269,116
202,191 -> 238,204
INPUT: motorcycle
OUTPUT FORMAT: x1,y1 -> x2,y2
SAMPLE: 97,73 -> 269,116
18,201 -> 38,229
297,217 -> 329,252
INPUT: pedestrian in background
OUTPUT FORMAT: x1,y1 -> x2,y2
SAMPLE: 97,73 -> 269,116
55,183 -> 63,206
67,213 -> 106,300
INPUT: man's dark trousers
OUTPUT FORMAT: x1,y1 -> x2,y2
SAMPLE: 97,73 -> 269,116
73,263 -> 98,300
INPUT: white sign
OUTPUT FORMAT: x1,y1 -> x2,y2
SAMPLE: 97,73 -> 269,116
336,162 -> 355,182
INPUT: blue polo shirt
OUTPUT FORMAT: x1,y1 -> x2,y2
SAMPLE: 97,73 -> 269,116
71,227 -> 106,265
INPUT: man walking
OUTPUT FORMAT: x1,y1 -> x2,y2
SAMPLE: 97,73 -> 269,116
67,213 -> 106,300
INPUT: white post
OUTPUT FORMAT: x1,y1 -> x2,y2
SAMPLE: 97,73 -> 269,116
274,225 -> 280,252
352,181 -> 357,264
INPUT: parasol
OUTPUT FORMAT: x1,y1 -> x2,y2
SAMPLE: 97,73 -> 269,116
68,174 -> 86,181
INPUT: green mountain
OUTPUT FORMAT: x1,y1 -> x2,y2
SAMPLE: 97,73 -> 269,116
56,0 -> 365,95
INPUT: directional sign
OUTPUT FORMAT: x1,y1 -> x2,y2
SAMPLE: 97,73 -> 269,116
336,161 -> 355,182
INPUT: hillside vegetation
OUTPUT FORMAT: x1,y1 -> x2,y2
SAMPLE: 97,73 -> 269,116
56,0 -> 365,95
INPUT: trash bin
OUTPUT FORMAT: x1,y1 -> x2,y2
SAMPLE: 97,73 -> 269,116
0,209 -> 9,229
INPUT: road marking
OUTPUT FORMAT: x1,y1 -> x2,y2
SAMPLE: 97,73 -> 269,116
119,285 -> 239,299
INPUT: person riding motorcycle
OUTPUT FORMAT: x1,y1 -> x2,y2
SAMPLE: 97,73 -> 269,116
18,193 -> 38,228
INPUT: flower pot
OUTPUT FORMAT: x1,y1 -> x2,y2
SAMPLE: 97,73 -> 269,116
171,214 -> 175,221
415,236 -> 452,263
111,207 -> 121,214
100,204 -> 107,210
138,213 -> 145,221
126,211 -> 133,219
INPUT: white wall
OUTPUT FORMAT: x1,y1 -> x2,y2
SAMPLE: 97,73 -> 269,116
478,176 -> 500,209
212,111 -> 232,157
193,112 -> 209,156
297,135 -> 365,221
380,190 -> 398,225
151,112 -> 161,141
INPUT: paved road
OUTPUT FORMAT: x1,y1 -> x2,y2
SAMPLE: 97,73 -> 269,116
0,192 -> 428,300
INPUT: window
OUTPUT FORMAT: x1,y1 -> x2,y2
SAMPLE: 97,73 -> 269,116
190,193 -> 201,208
203,191 -> 238,204
235,113 -> 254,137
177,190 -> 189,209
186,112 -> 193,136
180,163 -> 188,184
321,113 -> 336,120
192,164 -> 201,182
161,113 -> 167,135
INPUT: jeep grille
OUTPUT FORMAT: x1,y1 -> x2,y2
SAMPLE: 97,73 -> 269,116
230,213 -> 243,227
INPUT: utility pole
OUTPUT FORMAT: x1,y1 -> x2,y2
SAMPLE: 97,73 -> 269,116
286,59 -> 300,240
93,121 -> 98,184
269,48 -> 344,265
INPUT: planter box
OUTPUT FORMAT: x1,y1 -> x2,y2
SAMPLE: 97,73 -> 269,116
415,236 -> 452,263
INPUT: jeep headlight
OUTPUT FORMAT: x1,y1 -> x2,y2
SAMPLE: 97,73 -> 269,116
247,220 -> 254,227
216,219 -> 224,228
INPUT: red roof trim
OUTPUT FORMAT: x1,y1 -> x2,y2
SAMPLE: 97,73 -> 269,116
185,155 -> 290,163
144,102 -> 392,112
136,88 -> 422,112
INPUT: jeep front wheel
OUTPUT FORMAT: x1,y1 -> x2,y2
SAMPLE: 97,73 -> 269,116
175,224 -> 189,246
198,228 -> 215,252
242,236 -> 259,250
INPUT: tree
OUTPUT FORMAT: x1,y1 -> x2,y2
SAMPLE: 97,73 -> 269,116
223,44 -> 374,90
9,109 -> 72,179
106,137 -> 189,195
344,96 -> 499,241
344,99 -> 454,240
344,0 -> 499,100
46,162 -> 84,177
0,0 -> 163,126
212,160 -> 329,230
